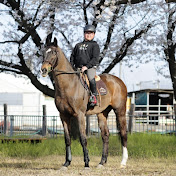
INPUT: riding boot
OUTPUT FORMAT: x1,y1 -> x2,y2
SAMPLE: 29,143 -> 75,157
89,78 -> 97,106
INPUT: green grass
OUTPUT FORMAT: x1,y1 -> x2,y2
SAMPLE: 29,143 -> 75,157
0,133 -> 175,158
127,133 -> 176,158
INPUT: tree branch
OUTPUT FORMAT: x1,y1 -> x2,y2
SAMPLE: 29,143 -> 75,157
59,30 -> 72,49
92,0 -> 106,27
83,0 -> 89,24
85,0 -> 94,8
0,40 -> 19,44
116,0 -> 146,5
3,0 -> 42,47
99,7 -> 121,63
32,1 -> 44,22
0,59 -> 22,70
17,46 -> 55,97
102,24 -> 152,73
0,68 -> 22,74
165,0 -> 176,3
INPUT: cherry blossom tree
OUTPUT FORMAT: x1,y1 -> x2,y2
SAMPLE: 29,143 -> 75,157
0,0 -> 176,98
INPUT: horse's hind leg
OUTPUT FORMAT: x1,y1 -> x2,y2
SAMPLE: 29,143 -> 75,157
60,113 -> 72,168
114,108 -> 128,167
97,107 -> 111,166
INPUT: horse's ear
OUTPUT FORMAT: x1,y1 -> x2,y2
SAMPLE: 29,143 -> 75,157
53,37 -> 58,47
45,33 -> 52,46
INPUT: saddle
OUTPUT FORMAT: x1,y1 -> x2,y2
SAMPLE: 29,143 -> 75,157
95,75 -> 107,95
80,73 -> 107,96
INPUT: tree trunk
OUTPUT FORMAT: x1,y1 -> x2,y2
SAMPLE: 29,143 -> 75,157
167,51 -> 176,100
165,6 -> 176,100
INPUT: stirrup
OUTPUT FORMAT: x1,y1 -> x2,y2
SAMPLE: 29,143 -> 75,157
89,95 -> 97,106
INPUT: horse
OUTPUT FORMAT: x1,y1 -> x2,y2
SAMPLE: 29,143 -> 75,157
41,36 -> 128,169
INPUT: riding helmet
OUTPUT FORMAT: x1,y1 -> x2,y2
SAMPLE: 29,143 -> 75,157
84,25 -> 96,33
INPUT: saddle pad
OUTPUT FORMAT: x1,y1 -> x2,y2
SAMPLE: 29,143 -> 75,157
80,74 -> 107,95
96,78 -> 107,95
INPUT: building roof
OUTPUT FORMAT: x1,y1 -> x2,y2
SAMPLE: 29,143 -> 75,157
128,79 -> 173,93
128,88 -> 173,95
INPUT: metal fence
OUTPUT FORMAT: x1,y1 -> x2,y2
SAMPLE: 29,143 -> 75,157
0,113 -> 175,139
130,114 -> 175,134
0,115 -> 63,138
90,114 -> 175,135
130,104 -> 176,134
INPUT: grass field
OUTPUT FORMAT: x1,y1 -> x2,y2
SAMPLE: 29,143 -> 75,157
0,133 -> 176,175
0,133 -> 175,158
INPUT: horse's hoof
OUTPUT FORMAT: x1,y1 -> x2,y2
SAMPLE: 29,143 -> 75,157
120,164 -> 126,169
59,166 -> 68,171
97,164 -> 104,169
84,167 -> 90,170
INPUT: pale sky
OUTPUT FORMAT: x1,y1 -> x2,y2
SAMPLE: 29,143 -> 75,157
110,61 -> 172,92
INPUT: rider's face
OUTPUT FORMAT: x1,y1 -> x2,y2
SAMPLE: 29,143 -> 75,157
84,31 -> 95,41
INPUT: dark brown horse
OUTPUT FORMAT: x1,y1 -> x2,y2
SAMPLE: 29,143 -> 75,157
41,36 -> 128,169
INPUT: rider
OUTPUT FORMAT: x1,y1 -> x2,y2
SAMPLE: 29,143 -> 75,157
70,24 -> 100,106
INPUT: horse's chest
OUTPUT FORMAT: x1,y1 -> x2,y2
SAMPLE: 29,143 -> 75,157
55,98 -> 73,114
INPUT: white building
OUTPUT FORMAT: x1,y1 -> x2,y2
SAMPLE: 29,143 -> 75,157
0,73 -> 58,116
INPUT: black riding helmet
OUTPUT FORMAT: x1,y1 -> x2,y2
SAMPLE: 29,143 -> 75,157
84,25 -> 96,33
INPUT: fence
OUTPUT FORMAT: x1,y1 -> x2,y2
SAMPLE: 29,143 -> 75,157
0,115 -> 64,138
129,114 -> 175,134
128,104 -> 176,135
0,114 -> 175,139
0,104 -> 175,139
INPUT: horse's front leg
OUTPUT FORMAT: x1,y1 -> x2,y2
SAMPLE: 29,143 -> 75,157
77,113 -> 90,168
61,114 -> 72,168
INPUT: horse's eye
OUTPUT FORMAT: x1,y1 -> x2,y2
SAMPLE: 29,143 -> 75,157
51,51 -> 57,55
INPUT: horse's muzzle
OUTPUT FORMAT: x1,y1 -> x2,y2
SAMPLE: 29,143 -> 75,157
41,63 -> 52,77
41,68 -> 48,77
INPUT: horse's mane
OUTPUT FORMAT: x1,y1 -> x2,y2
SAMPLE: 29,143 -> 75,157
56,46 -> 74,71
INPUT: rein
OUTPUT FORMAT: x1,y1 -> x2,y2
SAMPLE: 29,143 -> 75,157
54,69 -> 82,75
54,68 -> 89,94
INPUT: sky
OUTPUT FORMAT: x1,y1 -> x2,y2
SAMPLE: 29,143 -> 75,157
0,73 -> 40,93
110,61 -> 172,92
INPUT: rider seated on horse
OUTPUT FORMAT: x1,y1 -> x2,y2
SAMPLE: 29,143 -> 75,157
70,24 -> 100,106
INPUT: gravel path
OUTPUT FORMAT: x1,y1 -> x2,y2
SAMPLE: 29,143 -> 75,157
0,156 -> 175,176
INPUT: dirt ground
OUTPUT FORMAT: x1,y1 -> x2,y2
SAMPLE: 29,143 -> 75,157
0,155 -> 175,176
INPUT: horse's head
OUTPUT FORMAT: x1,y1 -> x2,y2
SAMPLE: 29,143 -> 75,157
41,35 -> 59,77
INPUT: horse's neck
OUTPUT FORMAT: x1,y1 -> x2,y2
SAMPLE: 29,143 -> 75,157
56,47 -> 73,72
53,48 -> 79,96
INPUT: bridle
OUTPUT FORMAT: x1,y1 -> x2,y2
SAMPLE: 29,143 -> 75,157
43,47 -> 82,75
43,48 -> 58,72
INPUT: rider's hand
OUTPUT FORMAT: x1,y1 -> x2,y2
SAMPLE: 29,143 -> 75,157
82,66 -> 88,72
